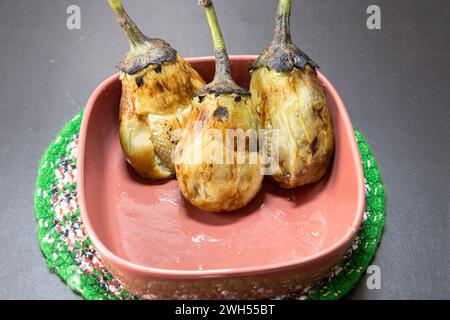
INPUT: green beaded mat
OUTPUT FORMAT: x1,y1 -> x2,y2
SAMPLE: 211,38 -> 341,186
34,109 -> 385,300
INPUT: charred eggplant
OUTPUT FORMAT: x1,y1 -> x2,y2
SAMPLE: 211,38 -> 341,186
250,0 -> 334,188
108,0 -> 205,180
174,0 -> 263,212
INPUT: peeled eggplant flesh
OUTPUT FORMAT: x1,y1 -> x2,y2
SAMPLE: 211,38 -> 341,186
250,0 -> 334,188
109,0 -> 205,180
175,0 -> 263,212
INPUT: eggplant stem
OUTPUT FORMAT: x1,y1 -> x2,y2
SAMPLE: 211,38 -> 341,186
277,0 -> 292,16
273,0 -> 292,44
108,0 -> 147,49
201,0 -> 232,81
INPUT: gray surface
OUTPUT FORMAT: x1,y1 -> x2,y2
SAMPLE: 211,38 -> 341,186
0,0 -> 448,300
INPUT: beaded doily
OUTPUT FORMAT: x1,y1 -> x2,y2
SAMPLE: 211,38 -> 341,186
34,109 -> 385,300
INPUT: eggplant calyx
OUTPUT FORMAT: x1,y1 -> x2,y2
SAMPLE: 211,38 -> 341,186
118,39 -> 177,76
194,81 -> 250,97
194,50 -> 250,97
251,0 -> 318,73
108,0 -> 177,75
251,39 -> 318,73
197,0 -> 250,97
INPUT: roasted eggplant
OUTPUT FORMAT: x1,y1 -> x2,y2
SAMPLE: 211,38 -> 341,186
250,0 -> 334,188
174,0 -> 263,212
108,0 -> 205,180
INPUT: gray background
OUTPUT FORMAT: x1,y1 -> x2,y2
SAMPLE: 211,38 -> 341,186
0,0 -> 448,300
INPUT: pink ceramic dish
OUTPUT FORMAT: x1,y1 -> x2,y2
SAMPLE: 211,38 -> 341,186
78,55 -> 365,300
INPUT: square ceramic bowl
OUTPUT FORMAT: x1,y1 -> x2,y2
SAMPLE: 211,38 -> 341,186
77,55 -> 365,300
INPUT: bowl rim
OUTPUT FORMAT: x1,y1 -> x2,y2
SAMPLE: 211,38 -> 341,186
77,55 -> 365,279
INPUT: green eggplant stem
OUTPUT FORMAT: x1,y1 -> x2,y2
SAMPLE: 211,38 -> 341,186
277,0 -> 292,16
200,0 -> 232,81
108,0 -> 146,49
273,0 -> 292,44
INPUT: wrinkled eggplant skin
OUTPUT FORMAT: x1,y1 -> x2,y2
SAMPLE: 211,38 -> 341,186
175,94 -> 263,212
119,55 -> 205,180
250,65 -> 334,188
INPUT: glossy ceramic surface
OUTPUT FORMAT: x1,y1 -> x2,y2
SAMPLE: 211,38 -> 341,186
77,56 -> 365,299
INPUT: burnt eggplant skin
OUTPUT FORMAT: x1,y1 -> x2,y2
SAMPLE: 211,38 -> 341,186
175,93 -> 262,213
108,0 -> 205,180
118,57 -> 204,180
250,0 -> 335,189
175,0 -> 263,212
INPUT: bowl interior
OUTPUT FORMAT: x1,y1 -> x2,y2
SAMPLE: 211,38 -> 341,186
80,56 -> 364,272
